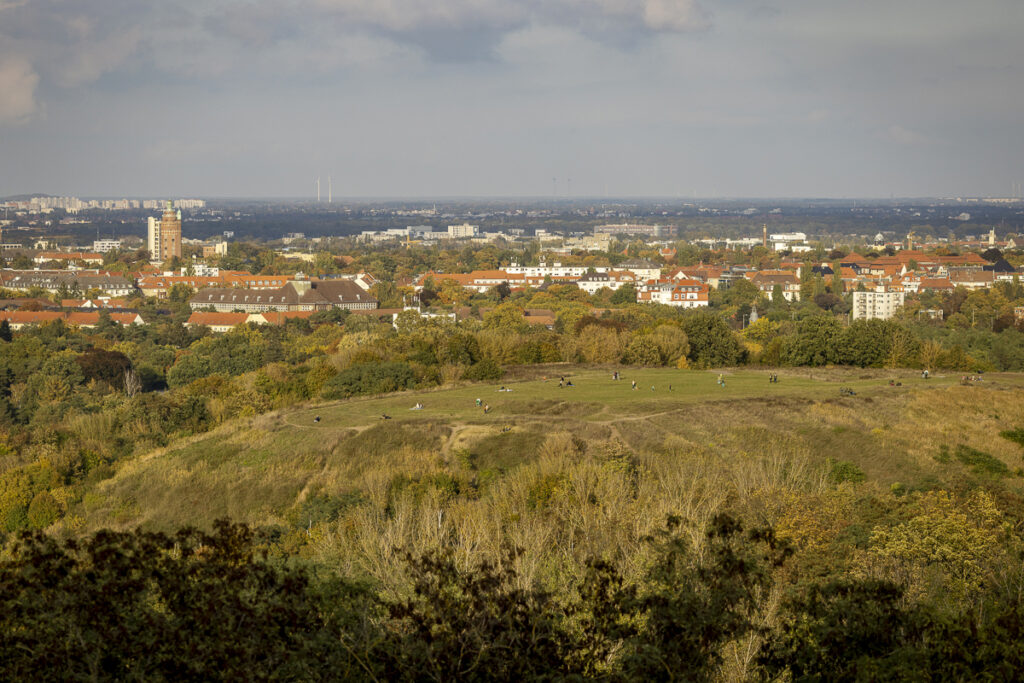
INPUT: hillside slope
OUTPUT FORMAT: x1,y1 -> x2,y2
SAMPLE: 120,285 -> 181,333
66,368 -> 1024,590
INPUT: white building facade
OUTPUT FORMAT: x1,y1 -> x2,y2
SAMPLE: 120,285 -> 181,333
852,287 -> 906,320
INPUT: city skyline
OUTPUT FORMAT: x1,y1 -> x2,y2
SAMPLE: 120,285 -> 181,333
1,0 -> 1022,199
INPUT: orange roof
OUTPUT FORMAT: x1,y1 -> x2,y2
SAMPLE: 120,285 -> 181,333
0,310 -> 141,326
61,298 -> 130,308
258,311 -> 317,325
186,312 -> 248,327
0,311 -> 63,325
918,278 -> 954,289
36,251 -> 103,260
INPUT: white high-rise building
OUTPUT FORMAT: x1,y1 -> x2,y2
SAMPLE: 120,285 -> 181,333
852,286 -> 906,321
447,223 -> 479,239
147,216 -> 161,258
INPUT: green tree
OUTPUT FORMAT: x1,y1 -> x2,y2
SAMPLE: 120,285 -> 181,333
783,316 -> 843,366
680,311 -> 745,367
610,283 -> 637,305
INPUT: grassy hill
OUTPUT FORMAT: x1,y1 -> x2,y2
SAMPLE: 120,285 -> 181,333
65,366 -> 1024,594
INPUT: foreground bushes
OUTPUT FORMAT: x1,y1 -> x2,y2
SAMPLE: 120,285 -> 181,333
4,516 -> 1024,681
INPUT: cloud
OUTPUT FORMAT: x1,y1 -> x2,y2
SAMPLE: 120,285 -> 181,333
885,124 -> 932,146
0,57 -> 39,124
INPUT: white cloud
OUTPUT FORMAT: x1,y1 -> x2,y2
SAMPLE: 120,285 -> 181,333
0,57 -> 39,124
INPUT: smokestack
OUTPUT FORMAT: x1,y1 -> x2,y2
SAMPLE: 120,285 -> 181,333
762,224 -> 767,249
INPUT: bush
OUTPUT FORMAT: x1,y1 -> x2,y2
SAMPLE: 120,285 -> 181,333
828,460 -> 866,485
953,444 -> 1008,477
321,361 -> 417,399
26,491 -> 60,529
999,428 -> 1024,449
462,358 -> 504,382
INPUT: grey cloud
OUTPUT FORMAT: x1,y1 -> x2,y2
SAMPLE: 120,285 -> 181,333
0,57 -> 39,124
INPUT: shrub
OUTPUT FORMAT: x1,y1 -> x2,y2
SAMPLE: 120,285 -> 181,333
999,428 -> 1024,449
953,444 -> 1008,477
828,460 -> 866,485
321,361 -> 417,399
27,491 -> 60,529
462,358 -> 504,382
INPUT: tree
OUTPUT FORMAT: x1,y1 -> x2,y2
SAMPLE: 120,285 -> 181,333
0,521 -> 380,680
483,302 -> 529,333
772,284 -> 785,304
680,311 -> 745,367
837,319 -> 901,368
610,283 -> 637,305
623,335 -> 663,366
0,320 -> 10,342
617,515 -> 791,681
575,324 -> 625,364
76,348 -> 132,388
648,324 -> 690,365
783,316 -> 843,366
167,284 -> 194,303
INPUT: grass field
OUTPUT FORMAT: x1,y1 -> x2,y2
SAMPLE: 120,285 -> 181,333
276,367 -> 978,433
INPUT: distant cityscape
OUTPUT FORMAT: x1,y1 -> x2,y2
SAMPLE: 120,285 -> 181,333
0,195 -> 1022,334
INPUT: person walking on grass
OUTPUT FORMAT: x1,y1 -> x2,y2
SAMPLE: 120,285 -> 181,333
718,373 -> 725,388
631,380 -> 637,390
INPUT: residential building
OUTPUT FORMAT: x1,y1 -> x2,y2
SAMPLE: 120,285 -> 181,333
202,242 -> 229,258
575,270 -> 638,294
637,278 -> 710,308
852,286 -> 906,321
0,310 -> 144,330
188,278 -> 377,312
749,271 -> 802,302
616,259 -> 661,281
447,223 -> 479,239
185,310 -> 317,333
93,239 -> 122,253
1,270 -> 136,296
136,271 -> 293,298
33,251 -> 104,265
594,223 -> 671,238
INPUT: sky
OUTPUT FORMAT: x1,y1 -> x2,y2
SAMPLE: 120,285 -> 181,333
1,0 -> 1022,199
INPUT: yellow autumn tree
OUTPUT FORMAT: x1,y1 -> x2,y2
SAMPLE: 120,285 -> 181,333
868,489 -> 1008,604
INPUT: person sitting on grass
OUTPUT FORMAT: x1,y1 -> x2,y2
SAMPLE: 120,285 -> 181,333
565,380 -> 574,387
